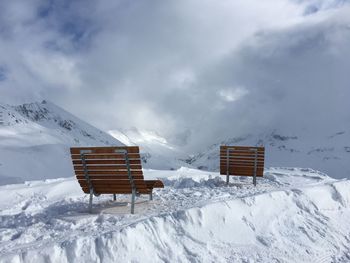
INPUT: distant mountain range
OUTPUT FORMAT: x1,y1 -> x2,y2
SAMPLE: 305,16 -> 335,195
187,130 -> 350,179
0,100 -> 349,184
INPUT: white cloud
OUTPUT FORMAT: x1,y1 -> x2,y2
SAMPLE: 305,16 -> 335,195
0,0 -> 349,151
218,87 -> 249,102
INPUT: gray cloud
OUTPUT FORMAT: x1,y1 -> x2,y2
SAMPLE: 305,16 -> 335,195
0,0 -> 349,152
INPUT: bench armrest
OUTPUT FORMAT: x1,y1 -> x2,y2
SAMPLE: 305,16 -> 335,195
145,180 -> 164,189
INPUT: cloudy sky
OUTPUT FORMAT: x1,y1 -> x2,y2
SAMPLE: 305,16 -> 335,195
0,0 -> 349,151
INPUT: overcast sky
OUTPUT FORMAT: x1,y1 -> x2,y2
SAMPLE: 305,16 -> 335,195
0,0 -> 349,150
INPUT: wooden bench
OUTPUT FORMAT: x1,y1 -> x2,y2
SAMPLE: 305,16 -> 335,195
220,146 -> 265,186
70,146 -> 164,214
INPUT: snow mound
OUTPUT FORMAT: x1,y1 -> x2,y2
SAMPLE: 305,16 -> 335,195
1,168 -> 349,262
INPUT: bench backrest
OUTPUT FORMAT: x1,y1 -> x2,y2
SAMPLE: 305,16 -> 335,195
70,146 -> 149,194
220,146 -> 265,177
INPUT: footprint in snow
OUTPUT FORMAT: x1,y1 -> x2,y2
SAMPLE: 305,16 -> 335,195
21,201 -> 31,211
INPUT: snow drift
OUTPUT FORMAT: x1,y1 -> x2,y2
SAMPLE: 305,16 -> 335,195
1,168 -> 349,262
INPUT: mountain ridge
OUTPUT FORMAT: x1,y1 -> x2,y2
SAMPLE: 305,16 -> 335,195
0,100 -> 124,184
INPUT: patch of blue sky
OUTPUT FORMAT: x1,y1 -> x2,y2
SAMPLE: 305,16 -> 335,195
0,66 -> 7,81
36,0 -> 97,52
303,0 -> 349,16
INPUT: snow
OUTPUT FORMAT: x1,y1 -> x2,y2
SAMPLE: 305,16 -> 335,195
0,101 -> 124,183
1,167 -> 350,262
108,128 -> 188,170
1,101 -> 350,262
189,130 -> 350,179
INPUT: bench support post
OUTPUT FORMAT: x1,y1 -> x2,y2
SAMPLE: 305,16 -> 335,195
113,194 -> 116,201
80,150 -> 95,213
149,191 -> 153,201
253,149 -> 258,187
226,148 -> 230,185
131,188 -> 136,214
119,148 -> 137,214
89,189 -> 93,213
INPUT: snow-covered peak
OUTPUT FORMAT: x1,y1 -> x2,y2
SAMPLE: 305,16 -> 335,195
0,100 -> 123,147
189,129 -> 350,179
0,100 -> 124,183
108,128 -> 188,170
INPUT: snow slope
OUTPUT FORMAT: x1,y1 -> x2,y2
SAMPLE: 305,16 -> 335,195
0,167 -> 349,262
109,128 -> 188,170
188,130 -> 350,179
0,101 -> 123,183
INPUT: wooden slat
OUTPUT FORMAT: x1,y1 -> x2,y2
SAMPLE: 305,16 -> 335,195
219,173 -> 264,177
220,166 -> 263,171
220,146 -> 264,151
82,186 -> 150,193
73,165 -> 142,170
76,175 -> 144,180
78,181 -> 148,190
82,188 -> 151,194
220,167 -> 264,172
220,171 -> 264,177
81,185 -> 143,190
220,168 -> 264,176
220,153 -> 264,159
220,159 -> 264,164
71,153 -> 141,160
78,179 -> 147,184
70,146 -> 139,154
220,164 -> 264,170
220,159 -> 264,165
145,180 -> 164,188
72,159 -> 141,165
74,170 -> 143,176
220,149 -> 265,154
220,163 -> 264,168
82,188 -> 150,194
78,179 -> 147,185
220,152 -> 264,157
220,155 -> 264,161
220,165 -> 264,169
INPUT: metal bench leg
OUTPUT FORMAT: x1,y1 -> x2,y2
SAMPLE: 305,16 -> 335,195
149,191 -> 153,201
89,189 -> 93,213
253,150 -> 257,187
131,189 -> 136,214
113,194 -> 116,201
226,174 -> 229,185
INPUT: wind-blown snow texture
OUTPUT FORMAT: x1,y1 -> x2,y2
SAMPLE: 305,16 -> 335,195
0,167 -> 349,262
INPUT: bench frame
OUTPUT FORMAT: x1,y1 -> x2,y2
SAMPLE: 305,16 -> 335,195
72,146 -> 163,214
220,146 -> 264,186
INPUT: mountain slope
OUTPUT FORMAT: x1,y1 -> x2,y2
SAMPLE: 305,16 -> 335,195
0,100 -> 124,183
188,130 -> 350,179
108,128 -> 188,170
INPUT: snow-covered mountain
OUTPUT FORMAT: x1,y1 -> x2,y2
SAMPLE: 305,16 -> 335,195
1,100 -> 349,184
188,129 -> 350,179
0,100 -> 124,184
108,128 -> 188,170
